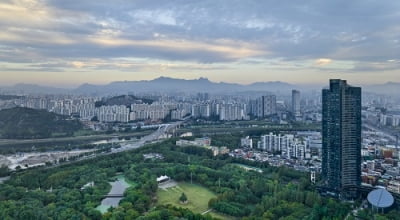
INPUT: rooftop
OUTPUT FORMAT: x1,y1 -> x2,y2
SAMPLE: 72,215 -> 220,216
367,188 -> 394,208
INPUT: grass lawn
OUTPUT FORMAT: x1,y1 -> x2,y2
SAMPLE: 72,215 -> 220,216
157,182 -> 216,213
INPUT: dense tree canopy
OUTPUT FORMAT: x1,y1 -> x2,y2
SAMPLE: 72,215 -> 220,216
0,107 -> 83,139
0,138 -> 398,219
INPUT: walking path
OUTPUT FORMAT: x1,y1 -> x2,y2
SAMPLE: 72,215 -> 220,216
202,209 -> 213,215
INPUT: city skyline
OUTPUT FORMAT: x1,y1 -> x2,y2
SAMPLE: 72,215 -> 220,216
1,0 -> 400,87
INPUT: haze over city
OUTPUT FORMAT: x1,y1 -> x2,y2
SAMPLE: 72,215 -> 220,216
1,0 -> 400,87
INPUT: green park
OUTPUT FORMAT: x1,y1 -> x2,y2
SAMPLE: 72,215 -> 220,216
157,182 -> 215,213
0,138 -> 399,219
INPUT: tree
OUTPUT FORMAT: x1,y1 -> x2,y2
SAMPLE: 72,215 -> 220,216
179,192 -> 188,203
0,165 -> 10,177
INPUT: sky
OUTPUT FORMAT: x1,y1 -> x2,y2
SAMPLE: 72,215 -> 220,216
0,0 -> 400,88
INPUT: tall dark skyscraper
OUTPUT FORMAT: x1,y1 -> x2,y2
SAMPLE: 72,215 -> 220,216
322,79 -> 361,199
291,90 -> 301,119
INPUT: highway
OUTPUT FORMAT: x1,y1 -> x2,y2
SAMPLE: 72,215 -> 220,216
363,122 -> 398,143
113,119 -> 185,152
0,130 -> 153,146
31,118 -> 189,170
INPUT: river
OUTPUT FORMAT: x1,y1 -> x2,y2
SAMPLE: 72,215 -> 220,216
96,176 -> 132,213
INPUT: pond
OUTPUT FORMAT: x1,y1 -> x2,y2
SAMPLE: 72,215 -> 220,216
96,176 -> 132,213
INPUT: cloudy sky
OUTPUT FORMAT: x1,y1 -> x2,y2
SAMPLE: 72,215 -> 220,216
1,0 -> 399,87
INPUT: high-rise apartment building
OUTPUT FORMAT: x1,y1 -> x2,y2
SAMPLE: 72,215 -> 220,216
292,90 -> 301,119
219,104 -> 245,121
258,132 -> 293,152
322,79 -> 361,199
191,103 -> 210,118
249,95 -> 277,118
262,95 -> 277,117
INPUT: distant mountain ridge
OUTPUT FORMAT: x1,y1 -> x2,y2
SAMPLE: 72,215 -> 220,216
74,77 -> 295,95
3,83 -> 70,94
1,77 -> 399,95
364,82 -> 400,95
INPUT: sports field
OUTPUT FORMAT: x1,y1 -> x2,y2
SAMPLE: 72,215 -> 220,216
157,182 -> 216,213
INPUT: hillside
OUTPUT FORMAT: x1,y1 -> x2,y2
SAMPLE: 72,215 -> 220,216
95,95 -> 153,107
0,107 -> 83,139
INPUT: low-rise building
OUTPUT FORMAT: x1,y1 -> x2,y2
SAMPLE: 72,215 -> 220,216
241,136 -> 253,148
176,137 -> 211,147
211,146 -> 229,156
387,180 -> 400,194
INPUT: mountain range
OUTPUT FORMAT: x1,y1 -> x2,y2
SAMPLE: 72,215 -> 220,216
0,77 -> 399,95
1,83 -> 70,94
363,82 -> 400,95
75,77 -> 298,95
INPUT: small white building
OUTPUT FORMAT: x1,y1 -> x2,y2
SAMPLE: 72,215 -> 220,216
157,175 -> 170,184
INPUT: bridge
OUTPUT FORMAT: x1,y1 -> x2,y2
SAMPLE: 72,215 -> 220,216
102,194 -> 124,198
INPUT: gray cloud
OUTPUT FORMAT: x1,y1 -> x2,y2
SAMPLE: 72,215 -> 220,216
1,0 -> 400,69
